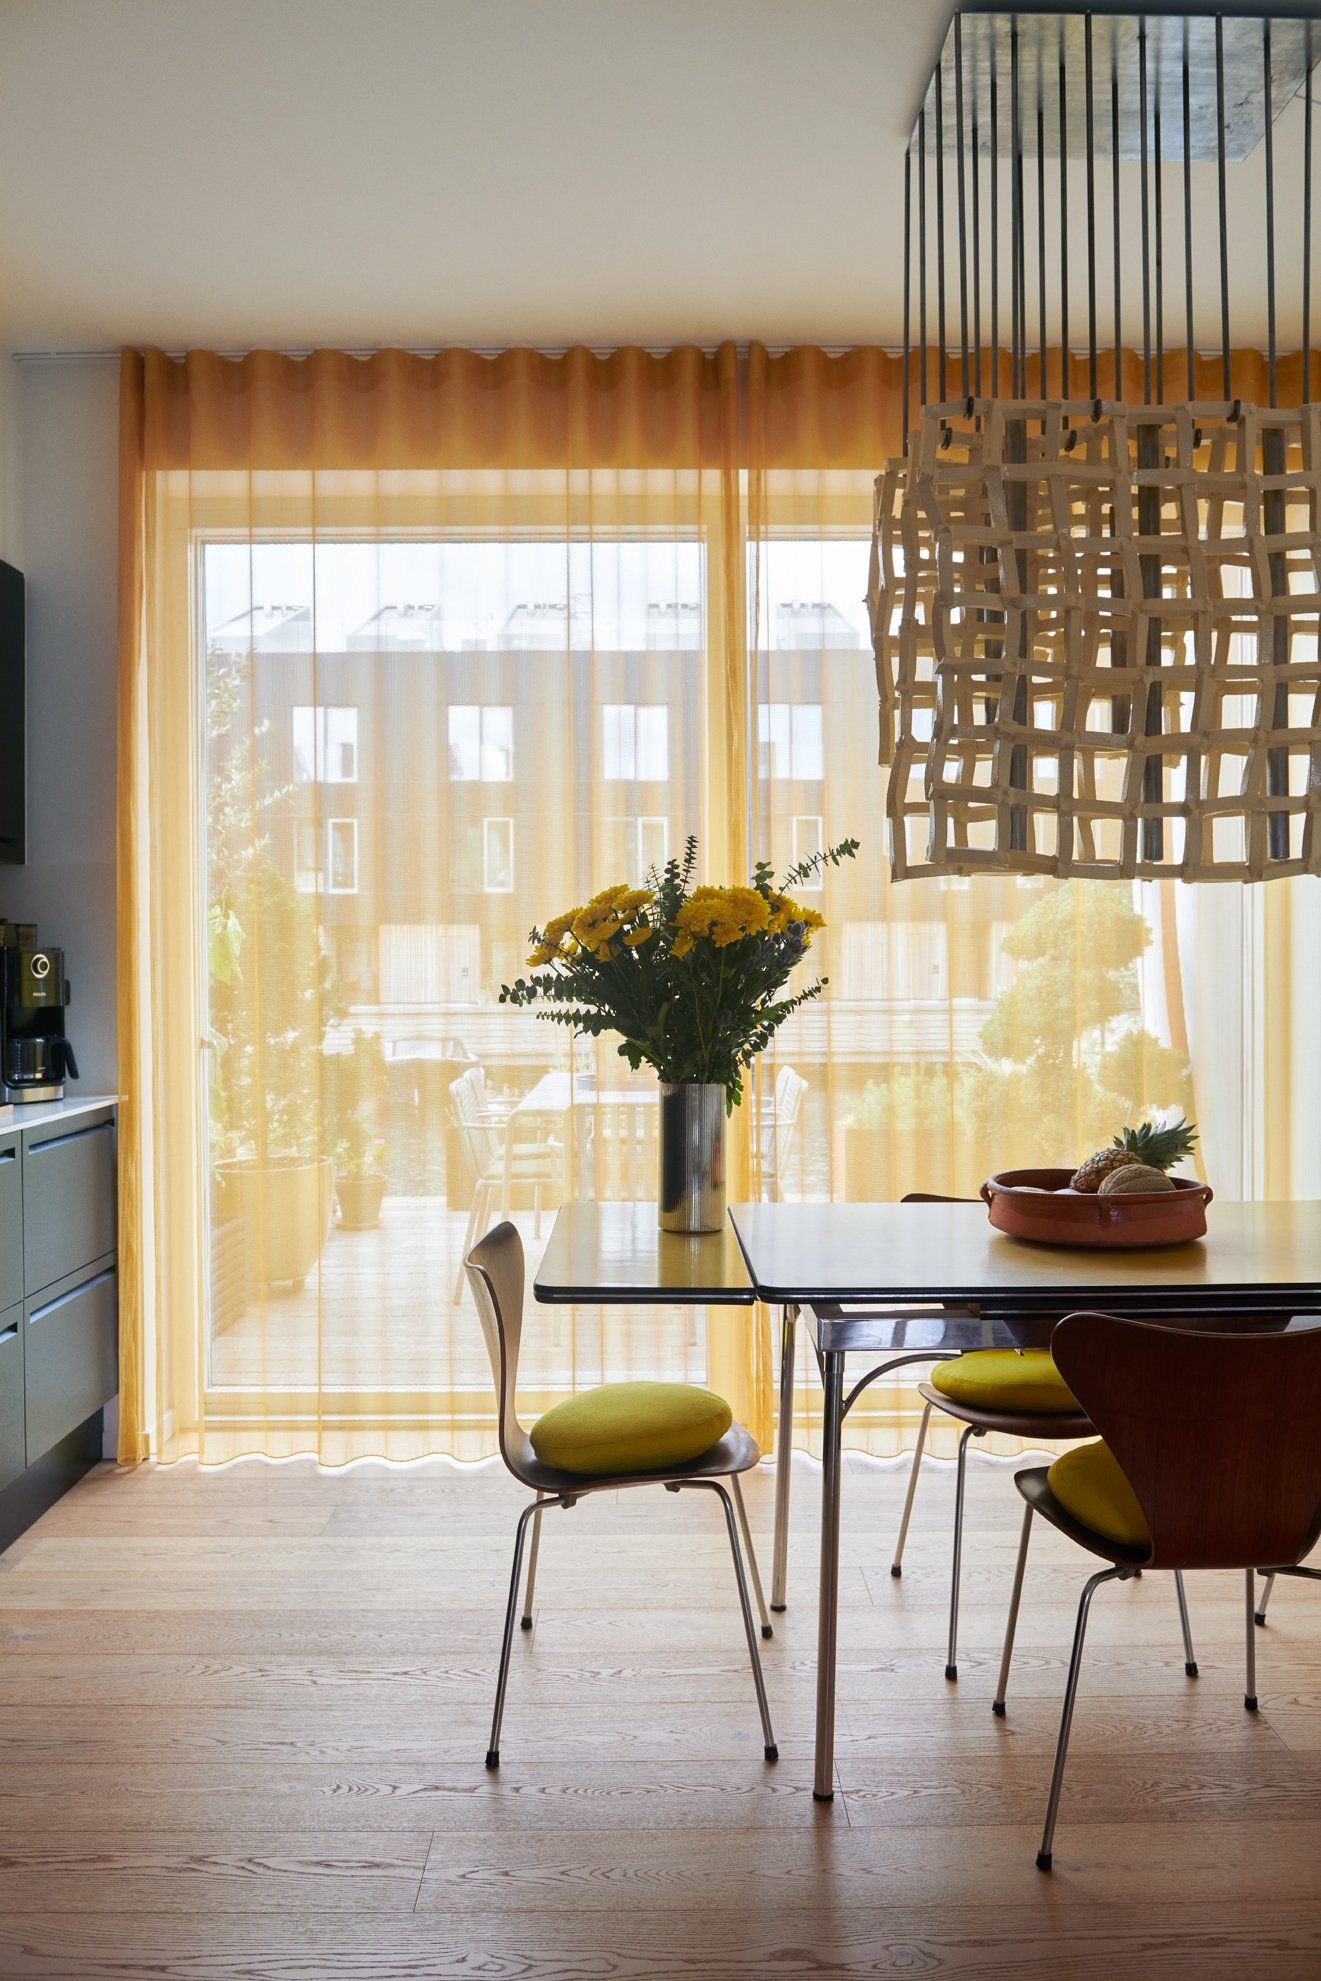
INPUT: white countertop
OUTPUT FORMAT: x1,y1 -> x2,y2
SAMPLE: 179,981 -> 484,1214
0,1094 -> 117,1136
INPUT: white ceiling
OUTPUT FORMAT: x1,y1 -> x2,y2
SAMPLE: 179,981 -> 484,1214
0,0 -> 1313,357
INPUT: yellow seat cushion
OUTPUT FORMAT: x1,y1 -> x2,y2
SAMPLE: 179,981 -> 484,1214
931,1349 -> 1080,1415
1047,1440 -> 1152,1549
530,1381 -> 733,1477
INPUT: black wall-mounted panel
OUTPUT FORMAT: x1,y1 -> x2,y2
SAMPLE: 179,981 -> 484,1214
0,561 -> 24,867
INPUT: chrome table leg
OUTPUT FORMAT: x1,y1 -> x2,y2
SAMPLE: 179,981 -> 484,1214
771,1302 -> 798,1612
813,1347 -> 846,1802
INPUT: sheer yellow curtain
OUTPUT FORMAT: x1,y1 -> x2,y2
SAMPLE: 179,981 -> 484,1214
117,339 -> 1314,1469
117,344 -> 764,1463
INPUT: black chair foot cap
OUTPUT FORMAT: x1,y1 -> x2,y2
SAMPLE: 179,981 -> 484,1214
1185,1661 -> 1199,1677
945,1663 -> 958,1682
485,1750 -> 500,1769
1254,1612 -> 1267,1627
812,1788 -> 834,1803
991,1699 -> 1006,1717
889,1563 -> 902,1578
770,1602 -> 787,1613
1245,1695 -> 1259,1712
761,1624 -> 773,1639
1036,1851 -> 1053,1872
520,1616 -> 533,1631
764,1744 -> 778,1761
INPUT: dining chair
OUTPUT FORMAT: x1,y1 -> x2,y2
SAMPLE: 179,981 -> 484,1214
464,1221 -> 777,1768
449,1070 -> 562,1298
882,1196 -> 1199,1688
993,1310 -> 1321,1870
758,1065 -> 808,1201
1253,1557 -> 1321,1627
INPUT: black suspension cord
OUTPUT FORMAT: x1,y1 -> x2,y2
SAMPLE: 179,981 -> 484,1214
936,57 -> 948,400
1154,30 -> 1164,403
1112,39 -> 1122,400
991,47 -> 1000,389
1307,21 -> 1315,405
903,143 -> 912,452
1012,18 -> 1024,397
1038,94 -> 1047,397
1059,21 -> 1070,402
972,77 -> 983,396
1183,20 -> 1194,400
1086,13 -> 1098,399
955,17 -> 970,401
919,104 -> 929,409
1140,17 -> 1152,403
1263,18 -> 1277,408
1216,17 -> 1231,400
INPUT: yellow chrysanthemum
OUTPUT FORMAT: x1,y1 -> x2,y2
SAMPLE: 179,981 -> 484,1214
543,908 -> 582,947
594,941 -> 618,961
671,930 -> 697,960
616,888 -> 655,918
526,942 -> 558,968
572,907 -> 624,949
623,926 -> 654,947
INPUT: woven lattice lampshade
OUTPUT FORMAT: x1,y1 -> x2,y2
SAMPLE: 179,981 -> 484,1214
871,398 -> 1321,881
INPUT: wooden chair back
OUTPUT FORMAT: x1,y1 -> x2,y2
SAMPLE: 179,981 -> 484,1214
1050,1311 -> 1321,1571
464,1220 -> 538,1484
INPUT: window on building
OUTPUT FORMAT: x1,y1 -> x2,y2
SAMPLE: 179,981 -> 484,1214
791,815 -> 824,887
758,702 -> 823,780
448,704 -> 514,781
328,819 -> 359,894
483,817 -> 514,892
292,706 -> 358,783
294,817 -> 359,894
603,703 -> 669,780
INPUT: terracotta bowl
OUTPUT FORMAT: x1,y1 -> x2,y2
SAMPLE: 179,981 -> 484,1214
980,1168 -> 1213,1248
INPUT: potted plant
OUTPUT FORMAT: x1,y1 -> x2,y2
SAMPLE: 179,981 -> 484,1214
835,1065 -> 960,1201
327,1028 -> 391,1230
209,861 -> 344,1289
501,834 -> 858,1231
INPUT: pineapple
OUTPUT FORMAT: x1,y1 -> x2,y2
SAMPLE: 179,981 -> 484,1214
1070,1117 -> 1198,1194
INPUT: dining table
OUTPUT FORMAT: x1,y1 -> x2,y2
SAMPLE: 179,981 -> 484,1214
534,1196 -> 1321,1802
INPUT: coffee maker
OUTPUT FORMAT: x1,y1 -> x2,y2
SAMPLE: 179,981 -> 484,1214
0,921 -> 79,1103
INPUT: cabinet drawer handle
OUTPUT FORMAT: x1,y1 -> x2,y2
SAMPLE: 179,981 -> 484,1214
28,1121 -> 112,1157
0,1147 -> 16,1163
0,1324 -> 17,1345
28,1268 -> 116,1324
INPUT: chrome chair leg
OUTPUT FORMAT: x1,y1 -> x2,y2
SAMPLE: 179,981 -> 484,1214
487,1499 -> 543,1768
946,1423 -> 985,1681
1037,1565 -> 1128,1870
682,1480 -> 777,1759
891,1397 -> 933,1578
992,1501 -> 1034,1717
771,1304 -> 797,1612
1174,1570 -> 1197,1676
1244,1569 -> 1258,1711
520,1500 -> 547,1630
731,1473 -> 773,1638
1255,1571 -> 1277,1626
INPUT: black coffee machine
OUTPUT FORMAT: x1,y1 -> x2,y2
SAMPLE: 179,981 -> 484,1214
0,921 -> 79,1103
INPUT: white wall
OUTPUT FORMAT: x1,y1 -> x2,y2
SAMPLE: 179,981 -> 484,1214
0,357 -> 119,1092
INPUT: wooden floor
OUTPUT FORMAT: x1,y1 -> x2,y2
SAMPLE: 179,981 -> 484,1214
0,1450 -> 1319,1978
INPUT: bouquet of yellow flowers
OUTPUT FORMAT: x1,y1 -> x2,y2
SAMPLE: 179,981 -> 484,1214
501,835 -> 858,1109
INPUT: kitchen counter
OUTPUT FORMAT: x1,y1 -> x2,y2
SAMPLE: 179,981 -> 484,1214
0,1094 -> 117,1136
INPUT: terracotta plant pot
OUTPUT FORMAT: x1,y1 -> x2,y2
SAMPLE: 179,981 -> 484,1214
336,1172 -> 388,1231
213,1156 -> 336,1288
981,1168 -> 1213,1249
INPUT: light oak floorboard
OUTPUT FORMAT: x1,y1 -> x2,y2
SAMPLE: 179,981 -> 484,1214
0,1451 -> 1316,1979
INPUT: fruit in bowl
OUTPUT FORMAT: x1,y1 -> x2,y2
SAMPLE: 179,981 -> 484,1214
1070,1117 -> 1197,1194
1097,1163 -> 1176,1195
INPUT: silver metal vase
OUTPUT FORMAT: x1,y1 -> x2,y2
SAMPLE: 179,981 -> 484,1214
658,1081 -> 726,1233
